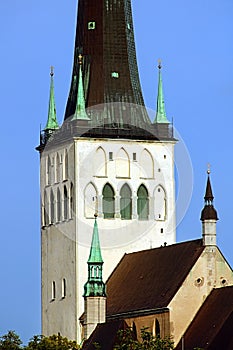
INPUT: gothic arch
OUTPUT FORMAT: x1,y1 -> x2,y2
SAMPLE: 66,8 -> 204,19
154,185 -> 166,221
116,148 -> 130,178
137,184 -> 149,220
63,185 -> 68,220
64,150 -> 68,180
47,156 -> 52,185
102,183 -> 115,219
95,147 -> 107,177
57,188 -> 61,222
43,190 -> 49,226
55,153 -> 60,183
84,182 -> 98,218
120,183 -> 132,220
50,189 -> 55,224
139,149 -> 154,179
70,182 -> 74,217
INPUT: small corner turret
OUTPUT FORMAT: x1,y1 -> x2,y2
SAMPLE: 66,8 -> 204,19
201,169 -> 218,246
36,67 -> 60,152
83,215 -> 106,339
154,60 -> 169,124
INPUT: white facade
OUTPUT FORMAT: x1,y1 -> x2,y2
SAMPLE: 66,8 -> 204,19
40,136 -> 176,341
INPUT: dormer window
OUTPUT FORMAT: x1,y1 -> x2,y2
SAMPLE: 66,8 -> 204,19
88,21 -> 96,30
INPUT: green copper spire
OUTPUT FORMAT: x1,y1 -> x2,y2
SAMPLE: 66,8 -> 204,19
154,61 -> 169,124
84,216 -> 106,297
44,67 -> 59,130
72,55 -> 90,121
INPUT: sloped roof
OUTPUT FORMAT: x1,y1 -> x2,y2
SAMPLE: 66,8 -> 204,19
175,286 -> 233,350
82,319 -> 128,350
106,239 -> 205,317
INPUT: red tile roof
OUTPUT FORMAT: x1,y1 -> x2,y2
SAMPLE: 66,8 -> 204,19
175,286 -> 233,350
106,239 -> 205,317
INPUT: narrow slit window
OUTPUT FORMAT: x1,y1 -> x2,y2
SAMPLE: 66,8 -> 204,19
62,278 -> 66,299
52,281 -> 56,300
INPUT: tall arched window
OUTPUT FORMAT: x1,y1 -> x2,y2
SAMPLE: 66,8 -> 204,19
102,183 -> 115,219
139,149 -> 154,179
64,185 -> 68,220
56,153 -> 60,183
44,191 -> 49,226
62,278 -> 66,299
57,188 -> 61,222
137,185 -> 149,220
95,147 -> 107,177
116,148 -> 130,178
120,184 -> 132,220
50,190 -> 55,223
52,281 -> 56,301
85,183 -> 98,218
154,185 -> 166,221
64,150 -> 68,180
156,319 -> 160,338
47,156 -> 51,185
70,182 -> 74,218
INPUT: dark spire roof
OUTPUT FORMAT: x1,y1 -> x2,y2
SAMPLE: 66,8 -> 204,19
64,0 -> 150,129
201,171 -> 218,221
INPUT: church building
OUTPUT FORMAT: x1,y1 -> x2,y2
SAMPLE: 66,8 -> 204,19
36,0 -> 233,348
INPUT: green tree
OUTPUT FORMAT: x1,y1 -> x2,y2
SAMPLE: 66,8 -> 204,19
0,331 -> 22,350
25,334 -> 80,350
114,327 -> 174,350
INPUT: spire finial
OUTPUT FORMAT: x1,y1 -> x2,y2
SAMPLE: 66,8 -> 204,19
207,163 -> 211,175
44,66 -> 59,131
78,54 -> 83,65
154,59 -> 169,124
50,66 -> 54,77
201,169 -> 218,222
158,59 -> 162,70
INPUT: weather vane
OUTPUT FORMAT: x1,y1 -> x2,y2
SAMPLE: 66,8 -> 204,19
50,66 -> 54,77
158,59 -> 162,70
207,163 -> 211,175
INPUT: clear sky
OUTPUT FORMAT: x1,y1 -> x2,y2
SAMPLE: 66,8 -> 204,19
0,0 -> 233,344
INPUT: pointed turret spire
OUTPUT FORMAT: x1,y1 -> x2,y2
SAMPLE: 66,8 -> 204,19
72,55 -> 90,121
201,169 -> 218,246
154,61 -> 169,124
84,215 -> 106,297
44,67 -> 59,131
201,169 -> 218,221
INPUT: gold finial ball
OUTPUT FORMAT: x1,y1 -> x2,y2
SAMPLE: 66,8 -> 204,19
94,213 -> 98,218
78,54 -> 83,65
158,59 -> 162,70
207,163 -> 211,175
50,66 -> 54,77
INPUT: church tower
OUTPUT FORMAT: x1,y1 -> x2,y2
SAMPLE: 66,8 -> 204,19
37,0 -> 177,342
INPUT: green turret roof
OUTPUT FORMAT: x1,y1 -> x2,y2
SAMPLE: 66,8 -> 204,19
154,62 -> 169,124
88,217 -> 103,264
45,67 -> 59,130
84,216 -> 106,297
72,56 -> 90,121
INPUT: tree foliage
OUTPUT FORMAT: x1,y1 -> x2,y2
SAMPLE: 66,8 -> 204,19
25,334 -> 80,350
114,327 -> 174,350
0,331 -> 22,350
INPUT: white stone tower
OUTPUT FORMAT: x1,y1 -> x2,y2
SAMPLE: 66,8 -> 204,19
37,0 -> 177,342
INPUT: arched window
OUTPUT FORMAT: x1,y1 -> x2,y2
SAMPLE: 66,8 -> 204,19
70,182 -> 74,218
44,191 -> 49,226
57,188 -> 61,222
62,278 -> 66,299
52,281 -> 56,301
139,149 -> 154,179
137,185 -> 149,220
156,319 -> 160,338
133,322 -> 137,339
102,183 -> 115,219
56,153 -> 60,183
95,147 -> 107,177
85,183 -> 98,218
116,148 -> 130,178
64,185 -> 68,220
64,150 -> 68,180
50,189 -> 55,224
120,184 -> 132,220
154,185 -> 166,221
47,156 -> 51,185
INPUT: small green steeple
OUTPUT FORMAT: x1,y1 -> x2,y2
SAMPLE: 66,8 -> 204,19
72,55 -> 90,121
84,215 -> 106,297
44,67 -> 59,131
154,61 -> 169,124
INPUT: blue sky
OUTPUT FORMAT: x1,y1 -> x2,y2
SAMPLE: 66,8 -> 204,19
0,0 -> 233,344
